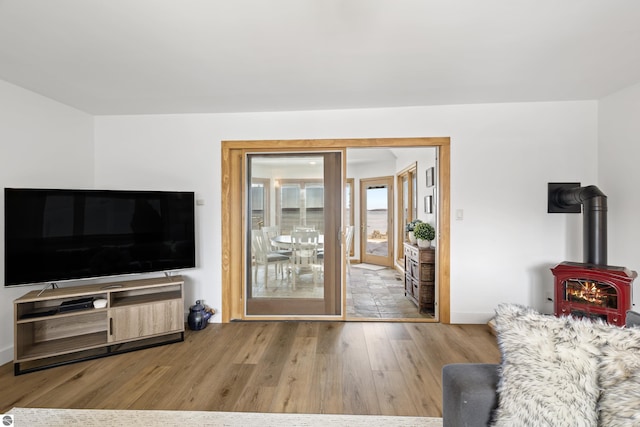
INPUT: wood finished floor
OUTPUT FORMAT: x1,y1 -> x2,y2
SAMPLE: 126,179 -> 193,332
0,322 -> 500,417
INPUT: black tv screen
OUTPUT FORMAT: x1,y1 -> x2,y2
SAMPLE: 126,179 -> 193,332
4,188 -> 196,286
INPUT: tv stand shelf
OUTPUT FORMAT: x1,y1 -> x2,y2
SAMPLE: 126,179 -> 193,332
19,331 -> 108,361
14,276 -> 184,375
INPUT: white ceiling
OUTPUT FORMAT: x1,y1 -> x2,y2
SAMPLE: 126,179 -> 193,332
1,0 -> 639,115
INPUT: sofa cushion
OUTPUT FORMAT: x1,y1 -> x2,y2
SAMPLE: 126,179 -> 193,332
625,309 -> 640,327
442,363 -> 499,427
594,323 -> 640,425
491,304 -> 600,427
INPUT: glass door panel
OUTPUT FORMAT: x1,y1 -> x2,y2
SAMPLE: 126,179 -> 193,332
396,163 -> 417,265
412,171 -> 418,220
360,176 -> 394,267
246,152 -> 342,316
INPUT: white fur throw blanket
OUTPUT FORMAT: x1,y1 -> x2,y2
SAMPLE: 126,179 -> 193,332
491,304 -> 640,427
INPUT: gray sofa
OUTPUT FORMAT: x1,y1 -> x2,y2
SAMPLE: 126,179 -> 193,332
441,310 -> 640,427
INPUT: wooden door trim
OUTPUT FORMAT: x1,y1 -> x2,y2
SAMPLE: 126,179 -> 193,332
359,176 -> 394,268
221,137 -> 451,323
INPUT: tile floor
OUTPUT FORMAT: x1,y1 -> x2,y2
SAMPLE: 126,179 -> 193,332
347,265 -> 433,319
250,262 -> 434,320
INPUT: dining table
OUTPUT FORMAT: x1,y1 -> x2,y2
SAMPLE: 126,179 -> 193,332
271,234 -> 324,250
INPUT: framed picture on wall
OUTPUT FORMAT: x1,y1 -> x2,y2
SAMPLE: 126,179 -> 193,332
424,195 -> 433,214
426,167 -> 434,187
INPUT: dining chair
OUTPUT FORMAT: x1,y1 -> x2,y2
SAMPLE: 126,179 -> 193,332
344,225 -> 355,276
293,225 -> 315,232
289,229 -> 320,289
261,226 -> 279,250
262,225 -> 292,258
313,225 -> 354,284
252,231 -> 289,289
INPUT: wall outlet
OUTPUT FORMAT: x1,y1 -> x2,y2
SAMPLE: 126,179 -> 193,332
545,291 -> 554,303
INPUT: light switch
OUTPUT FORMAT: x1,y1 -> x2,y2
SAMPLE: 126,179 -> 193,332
456,209 -> 464,220
196,199 -> 205,206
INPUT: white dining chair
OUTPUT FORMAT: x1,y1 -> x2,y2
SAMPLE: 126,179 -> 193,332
289,229 -> 320,289
344,225 -> 355,276
252,231 -> 289,289
261,226 -> 280,250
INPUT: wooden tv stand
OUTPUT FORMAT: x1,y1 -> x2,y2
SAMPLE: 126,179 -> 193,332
13,276 -> 184,375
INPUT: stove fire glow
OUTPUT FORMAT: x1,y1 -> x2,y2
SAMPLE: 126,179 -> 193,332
565,279 -> 612,307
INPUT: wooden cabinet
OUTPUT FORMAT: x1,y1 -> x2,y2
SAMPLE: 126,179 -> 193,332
110,299 -> 183,342
404,243 -> 436,315
14,276 -> 184,375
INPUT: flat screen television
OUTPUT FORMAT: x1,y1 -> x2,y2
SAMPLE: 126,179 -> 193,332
4,188 -> 196,286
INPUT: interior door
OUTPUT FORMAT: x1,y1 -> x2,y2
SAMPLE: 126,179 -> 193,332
360,176 -> 394,267
245,152 -> 343,317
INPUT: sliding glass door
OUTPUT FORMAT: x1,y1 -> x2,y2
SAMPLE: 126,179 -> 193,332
245,152 -> 342,316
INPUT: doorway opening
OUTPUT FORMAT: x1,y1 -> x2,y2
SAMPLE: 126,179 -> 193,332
346,147 -> 436,320
221,137 -> 450,323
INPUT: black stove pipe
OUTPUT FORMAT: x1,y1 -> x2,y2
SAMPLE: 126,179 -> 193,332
553,185 -> 607,266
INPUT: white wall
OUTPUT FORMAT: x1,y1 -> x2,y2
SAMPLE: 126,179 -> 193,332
94,100 -> 598,325
599,81 -> 640,308
0,80 -> 94,364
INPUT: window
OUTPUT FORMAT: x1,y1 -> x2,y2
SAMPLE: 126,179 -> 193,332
250,178 -> 269,230
396,163 -> 418,263
277,180 -> 324,234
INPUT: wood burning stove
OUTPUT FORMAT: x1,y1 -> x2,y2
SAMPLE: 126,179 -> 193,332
548,184 -> 637,325
552,262 -> 636,326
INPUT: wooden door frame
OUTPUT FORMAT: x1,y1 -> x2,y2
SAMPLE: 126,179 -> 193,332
221,137 -> 451,323
359,176 -> 394,268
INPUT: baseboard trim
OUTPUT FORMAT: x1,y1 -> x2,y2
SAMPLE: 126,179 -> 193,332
0,345 -> 13,366
450,311 -> 494,324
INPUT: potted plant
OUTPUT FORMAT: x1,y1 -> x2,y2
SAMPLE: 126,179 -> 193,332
405,219 -> 422,243
413,222 -> 435,248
